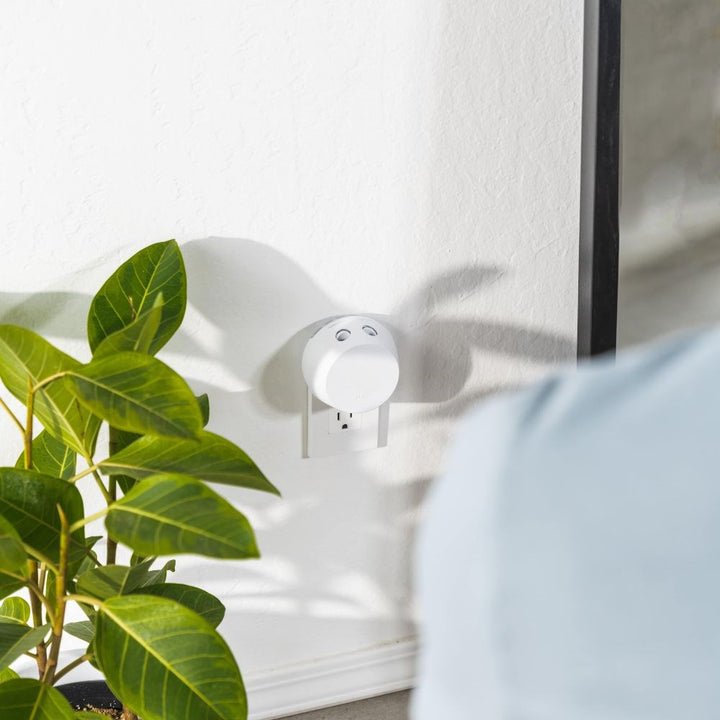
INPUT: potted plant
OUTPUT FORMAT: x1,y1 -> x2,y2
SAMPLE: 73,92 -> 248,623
0,240 -> 279,719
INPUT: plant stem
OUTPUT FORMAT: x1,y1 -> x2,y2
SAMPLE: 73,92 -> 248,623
106,426 -> 125,565
23,578 -> 57,627
69,506 -> 109,533
22,384 -> 47,677
90,468 -> 113,504
28,563 -> 47,678
67,464 -> 99,484
52,653 -> 93,684
0,395 -> 24,436
22,545 -> 60,577
24,377 -> 34,469
107,476 -> 117,564
31,370 -> 69,394
43,506 -> 69,684
67,593 -> 102,607
38,564 -> 47,595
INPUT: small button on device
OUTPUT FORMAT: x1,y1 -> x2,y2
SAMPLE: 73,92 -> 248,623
335,329 -> 351,342
362,325 -> 377,336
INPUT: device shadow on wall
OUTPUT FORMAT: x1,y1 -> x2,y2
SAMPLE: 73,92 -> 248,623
180,237 -> 572,410
174,236 -> 573,655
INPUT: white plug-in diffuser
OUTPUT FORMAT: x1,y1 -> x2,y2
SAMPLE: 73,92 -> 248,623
302,316 -> 399,413
302,316 -> 399,457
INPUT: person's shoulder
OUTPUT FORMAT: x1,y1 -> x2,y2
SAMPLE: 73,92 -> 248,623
453,325 -> 720,467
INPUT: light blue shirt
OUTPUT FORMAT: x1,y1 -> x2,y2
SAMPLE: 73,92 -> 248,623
414,329 -> 720,720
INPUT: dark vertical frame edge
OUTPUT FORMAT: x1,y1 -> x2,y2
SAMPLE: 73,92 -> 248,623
578,0 -> 621,358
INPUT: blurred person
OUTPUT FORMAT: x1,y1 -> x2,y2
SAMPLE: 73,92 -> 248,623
413,328 -> 720,720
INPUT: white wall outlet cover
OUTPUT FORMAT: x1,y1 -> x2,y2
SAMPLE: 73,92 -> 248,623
302,316 -> 399,413
305,394 -> 387,458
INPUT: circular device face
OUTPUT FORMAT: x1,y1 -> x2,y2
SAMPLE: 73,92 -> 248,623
302,316 -> 399,412
325,344 -> 399,413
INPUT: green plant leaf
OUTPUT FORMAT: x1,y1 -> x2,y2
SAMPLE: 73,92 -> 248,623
75,535 -> 102,574
77,566 -> 143,601
0,678 -> 74,719
0,515 -> 27,575
0,575 -> 23,602
87,240 -> 186,356
76,599 -> 96,623
65,536 -> 102,612
15,431 -> 76,480
0,666 -> 19,683
139,559 -> 176,587
99,431 -> 280,495
0,517 -> 26,603
116,473 -> 137,496
95,595 -> 246,720
108,426 -> 142,495
0,623 -> 49,667
0,511 -> 27,599
76,558 -> 175,602
85,640 -> 100,670
48,533 -> 99,617
106,474 -> 259,559
0,326 -> 100,455
44,571 -> 59,622
133,584 -> 225,628
93,292 -> 165,359
74,713 -> 108,719
0,597 -> 30,624
66,352 -> 203,440
197,393 -> 210,427
64,620 -> 95,643
0,468 -> 85,568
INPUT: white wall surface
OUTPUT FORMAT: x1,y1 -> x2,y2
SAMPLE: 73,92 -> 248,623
0,0 -> 583,711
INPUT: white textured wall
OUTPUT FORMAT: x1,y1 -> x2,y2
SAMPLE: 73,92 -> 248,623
0,0 -> 582,695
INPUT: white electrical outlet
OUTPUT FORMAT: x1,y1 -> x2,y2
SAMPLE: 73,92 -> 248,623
329,410 -> 363,434
304,389 -> 389,458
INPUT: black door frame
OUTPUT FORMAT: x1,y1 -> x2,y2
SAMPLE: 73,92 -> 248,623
577,0 -> 621,358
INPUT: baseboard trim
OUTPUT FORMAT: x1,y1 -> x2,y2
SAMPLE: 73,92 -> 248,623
245,637 -> 418,720
15,637 -> 417,720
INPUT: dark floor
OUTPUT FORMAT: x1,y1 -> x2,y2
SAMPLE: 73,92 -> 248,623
281,690 -> 410,720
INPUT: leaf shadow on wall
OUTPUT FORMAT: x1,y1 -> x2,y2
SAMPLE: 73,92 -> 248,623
0,237 -> 574,666
0,291 -> 91,342
173,236 -> 574,666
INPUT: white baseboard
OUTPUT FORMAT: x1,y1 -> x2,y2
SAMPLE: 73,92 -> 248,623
15,637 -> 418,720
245,637 -> 418,720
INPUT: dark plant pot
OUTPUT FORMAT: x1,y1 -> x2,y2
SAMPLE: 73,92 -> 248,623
57,680 -> 122,713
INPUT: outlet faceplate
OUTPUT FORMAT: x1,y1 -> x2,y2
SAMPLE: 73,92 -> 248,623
304,388 -> 389,458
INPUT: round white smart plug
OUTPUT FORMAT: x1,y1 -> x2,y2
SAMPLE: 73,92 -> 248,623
302,316 -> 399,413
